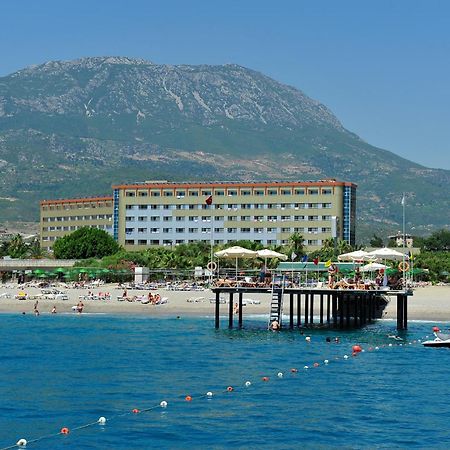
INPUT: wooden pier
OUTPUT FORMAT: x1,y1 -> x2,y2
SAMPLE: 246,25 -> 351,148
211,287 -> 412,330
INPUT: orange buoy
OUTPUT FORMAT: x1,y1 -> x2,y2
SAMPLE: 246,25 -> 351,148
185,395 -> 192,402
60,427 -> 70,434
433,326 -> 440,332
132,408 -> 140,414
262,376 -> 269,382
290,368 -> 298,373
352,345 -> 362,353
227,386 -> 234,392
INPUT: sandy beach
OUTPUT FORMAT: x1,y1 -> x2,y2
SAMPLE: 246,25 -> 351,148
0,283 -> 449,322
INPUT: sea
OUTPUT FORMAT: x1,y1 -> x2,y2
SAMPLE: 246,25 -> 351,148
0,313 -> 449,449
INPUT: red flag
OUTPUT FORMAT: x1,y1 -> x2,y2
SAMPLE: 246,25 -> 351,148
205,195 -> 213,205
313,257 -> 319,266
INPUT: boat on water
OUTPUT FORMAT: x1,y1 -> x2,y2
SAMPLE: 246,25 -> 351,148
422,327 -> 450,348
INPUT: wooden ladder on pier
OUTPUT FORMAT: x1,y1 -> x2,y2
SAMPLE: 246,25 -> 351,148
268,276 -> 285,329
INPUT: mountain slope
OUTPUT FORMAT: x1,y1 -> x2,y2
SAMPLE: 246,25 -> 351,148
0,57 -> 448,239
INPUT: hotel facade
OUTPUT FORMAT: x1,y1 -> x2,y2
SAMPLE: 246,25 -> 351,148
40,180 -> 356,252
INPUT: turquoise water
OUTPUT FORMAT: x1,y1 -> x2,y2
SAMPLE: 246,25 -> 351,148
0,313 -> 449,449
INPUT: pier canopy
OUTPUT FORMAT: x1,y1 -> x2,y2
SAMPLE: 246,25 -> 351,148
277,261 -> 359,272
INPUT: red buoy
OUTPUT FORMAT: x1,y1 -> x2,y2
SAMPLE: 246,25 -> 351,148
290,368 -> 298,373
60,427 -> 70,434
262,376 -> 269,382
313,362 -> 319,367
132,408 -> 140,414
185,395 -> 192,402
433,326 -> 440,332
352,345 -> 362,353
227,386 -> 234,392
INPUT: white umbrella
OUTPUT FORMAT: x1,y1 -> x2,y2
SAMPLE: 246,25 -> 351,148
366,247 -> 408,261
337,250 -> 371,262
256,249 -> 288,262
361,262 -> 388,272
214,246 -> 258,279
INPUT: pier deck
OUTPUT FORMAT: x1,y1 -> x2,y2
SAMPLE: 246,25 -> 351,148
211,287 -> 412,330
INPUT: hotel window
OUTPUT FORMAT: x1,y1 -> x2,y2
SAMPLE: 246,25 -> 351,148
176,191 -> 185,198
163,228 -> 172,233
268,189 -> 278,195
138,228 -> 147,233
254,228 -> 263,233
163,216 -> 172,221
322,203 -> 332,209
322,188 -> 332,195
281,189 -> 291,195
267,227 -> 276,233
163,240 -> 172,245
228,216 -> 238,221
215,216 -> 224,221
201,190 -> 212,196
308,216 -> 319,221
281,215 -> 291,221
227,228 -> 237,233
138,216 -> 147,222
294,227 -> 303,232
214,228 -> 224,233
176,228 -> 185,233
125,240 -> 134,245
125,205 -> 134,210
163,205 -> 171,210
308,227 -> 319,233
201,216 -> 210,222
254,190 -> 264,196
227,190 -> 237,196
294,215 -> 305,221
241,204 -> 251,209
294,189 -> 305,195
267,239 -> 277,245
308,240 -> 319,245
189,190 -> 199,196
163,191 -> 173,197
281,227 -> 291,233
176,205 -> 185,210
308,189 -> 319,195
150,240 -> 160,245
138,240 -> 147,245
201,227 -> 210,233
125,228 -> 134,234
241,190 -> 251,196
241,216 -> 251,221
189,216 -> 199,222
151,191 -> 160,197
176,217 -> 184,222
322,215 -> 332,221
241,228 -> 251,233
214,190 -> 225,196
150,216 -> 159,222
322,227 -> 332,233
126,216 -> 135,222
254,216 -> 263,221
176,239 -> 185,244
125,191 -> 135,197
267,204 -> 275,209
254,204 -> 263,209
138,191 -> 148,197
189,228 -> 198,233
150,228 -> 159,233
268,215 -> 277,221
308,203 -> 318,209
188,205 -> 196,210
151,205 -> 159,210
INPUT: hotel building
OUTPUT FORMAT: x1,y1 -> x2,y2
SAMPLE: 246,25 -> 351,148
40,196 -> 114,251
40,180 -> 356,252
112,180 -> 356,251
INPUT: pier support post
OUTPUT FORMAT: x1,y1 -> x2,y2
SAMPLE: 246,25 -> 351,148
396,294 -> 404,330
354,294 -> 359,327
297,293 -> 301,327
326,294 -> 331,324
215,291 -> 220,329
310,292 -> 314,324
289,293 -> 294,329
403,295 -> 408,329
320,293 -> 324,325
304,293 -> 309,326
238,292 -> 243,328
332,292 -> 338,327
228,292 -> 234,329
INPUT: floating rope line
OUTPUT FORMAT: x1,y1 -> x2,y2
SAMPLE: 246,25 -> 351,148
1,335 -> 427,450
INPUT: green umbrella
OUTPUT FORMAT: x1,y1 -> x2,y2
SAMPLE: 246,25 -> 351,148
54,267 -> 67,273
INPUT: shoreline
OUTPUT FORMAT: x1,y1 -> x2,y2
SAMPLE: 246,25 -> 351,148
0,284 -> 449,322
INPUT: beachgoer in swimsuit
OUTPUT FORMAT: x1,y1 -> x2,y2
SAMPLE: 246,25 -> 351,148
233,302 -> 239,315
270,320 -> 280,331
76,300 -> 84,313
51,305 -> 57,314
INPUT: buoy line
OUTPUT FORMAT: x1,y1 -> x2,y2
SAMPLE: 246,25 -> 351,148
1,335 -> 427,449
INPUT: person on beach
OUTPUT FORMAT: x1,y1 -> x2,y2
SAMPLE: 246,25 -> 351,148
34,300 -> 39,316
51,305 -> 57,314
76,300 -> 84,313
233,302 -> 239,315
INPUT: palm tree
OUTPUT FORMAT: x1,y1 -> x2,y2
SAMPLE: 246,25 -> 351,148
289,232 -> 306,258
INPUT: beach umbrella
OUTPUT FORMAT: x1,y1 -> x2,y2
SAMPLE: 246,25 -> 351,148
366,247 -> 408,261
361,262 -> 388,272
214,246 -> 258,279
256,249 -> 288,267
54,267 -> 66,273
33,269 -> 45,275
338,250 -> 371,262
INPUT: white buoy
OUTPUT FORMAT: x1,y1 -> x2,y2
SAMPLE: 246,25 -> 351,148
277,372 -> 283,378
245,381 -> 251,387
160,401 -> 168,408
344,355 -> 349,360
324,359 -> 329,365
98,417 -> 107,425
389,343 -> 393,347
16,438 -> 27,447
375,346 -> 379,350
304,365 -> 309,369
206,392 -> 213,398
305,336 -> 311,342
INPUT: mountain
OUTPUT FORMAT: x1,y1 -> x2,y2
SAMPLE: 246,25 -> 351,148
0,56 -> 449,240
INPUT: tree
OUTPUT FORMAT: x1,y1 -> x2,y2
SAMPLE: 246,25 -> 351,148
7,234 -> 28,258
53,227 -> 120,259
370,233 -> 383,247
289,233 -> 306,258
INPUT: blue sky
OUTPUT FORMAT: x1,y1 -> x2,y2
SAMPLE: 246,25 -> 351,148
1,0 -> 449,169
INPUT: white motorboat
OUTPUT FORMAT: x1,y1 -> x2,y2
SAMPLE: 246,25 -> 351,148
422,327 -> 450,348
